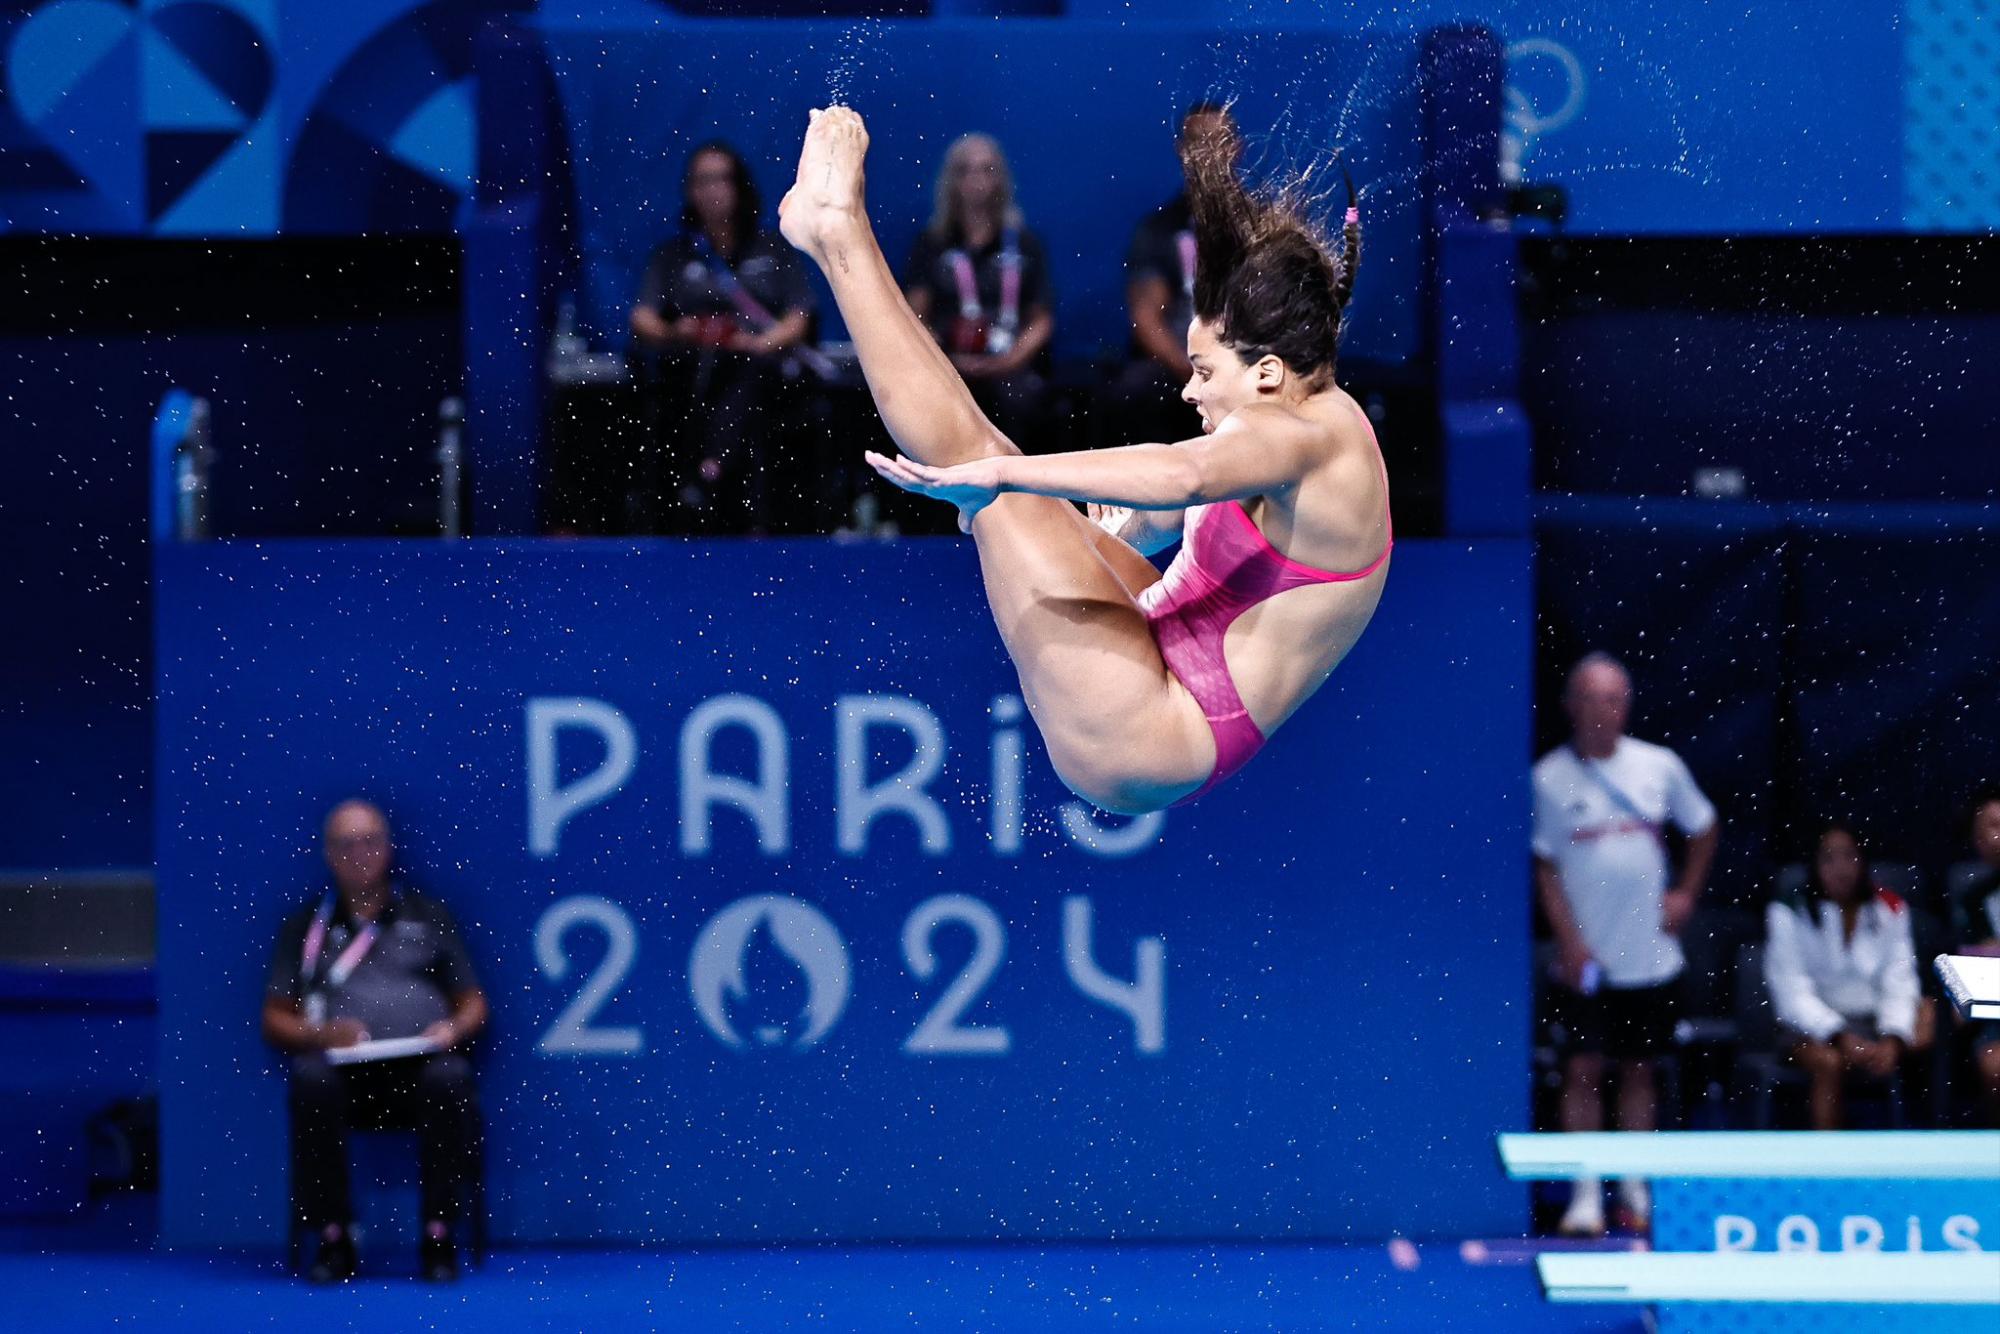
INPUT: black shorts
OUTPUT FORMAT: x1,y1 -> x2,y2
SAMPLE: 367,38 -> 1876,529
1550,974 -> 1683,1060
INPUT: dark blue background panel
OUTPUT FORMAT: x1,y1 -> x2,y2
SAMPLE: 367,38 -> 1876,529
0,238 -> 460,869
1536,496 -> 2000,883
1533,498 -> 1786,901
156,537 -> 1532,1245
1788,511 -> 2000,867
1521,237 -> 2000,504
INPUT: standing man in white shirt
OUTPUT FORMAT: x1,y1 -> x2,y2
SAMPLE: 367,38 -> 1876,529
1532,653 -> 1720,1236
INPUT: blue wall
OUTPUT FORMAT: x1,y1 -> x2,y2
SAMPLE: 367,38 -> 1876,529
8,1 -> 1983,243
1070,0 -> 1987,230
156,537 -> 1533,1245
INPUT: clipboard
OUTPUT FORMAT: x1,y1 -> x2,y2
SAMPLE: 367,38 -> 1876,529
324,1034 -> 445,1066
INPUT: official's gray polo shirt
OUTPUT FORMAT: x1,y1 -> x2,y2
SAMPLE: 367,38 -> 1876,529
266,888 -> 479,1041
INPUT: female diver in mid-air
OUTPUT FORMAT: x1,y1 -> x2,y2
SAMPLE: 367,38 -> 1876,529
778,106 -> 1390,815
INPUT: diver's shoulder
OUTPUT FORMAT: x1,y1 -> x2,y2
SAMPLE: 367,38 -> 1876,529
1220,400 -> 1322,448
1299,391 -> 1379,470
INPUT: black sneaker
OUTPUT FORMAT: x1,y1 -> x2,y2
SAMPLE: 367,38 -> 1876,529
307,1230 -> 358,1284
419,1230 -> 460,1283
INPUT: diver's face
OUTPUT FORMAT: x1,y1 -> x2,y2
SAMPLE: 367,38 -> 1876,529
1182,318 -> 1260,434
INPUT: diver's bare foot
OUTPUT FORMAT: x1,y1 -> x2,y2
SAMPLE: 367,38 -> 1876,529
778,107 -> 870,266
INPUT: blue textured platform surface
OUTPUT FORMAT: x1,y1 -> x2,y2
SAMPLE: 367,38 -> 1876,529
0,1243 -> 1639,1332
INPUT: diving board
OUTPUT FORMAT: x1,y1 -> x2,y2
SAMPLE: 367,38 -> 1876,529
1498,1131 -> 2000,1180
1537,1252 -> 2000,1305
1938,954 -> 2000,1021
1504,1131 -> 2000,1332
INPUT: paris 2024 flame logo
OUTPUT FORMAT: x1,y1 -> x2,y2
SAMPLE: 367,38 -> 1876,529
689,895 -> 851,1051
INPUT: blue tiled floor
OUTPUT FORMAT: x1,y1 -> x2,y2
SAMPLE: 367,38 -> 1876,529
0,1241 -> 1640,1331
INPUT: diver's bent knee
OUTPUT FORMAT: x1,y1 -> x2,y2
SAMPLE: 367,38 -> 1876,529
1052,757 -> 1170,817
1078,783 -> 1169,818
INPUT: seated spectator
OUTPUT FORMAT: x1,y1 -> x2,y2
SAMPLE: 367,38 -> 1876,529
631,140 -> 817,534
261,799 -> 488,1284
1106,101 -> 1234,447
1764,822 -> 1921,1129
904,133 -> 1055,449
1946,785 -> 2000,1123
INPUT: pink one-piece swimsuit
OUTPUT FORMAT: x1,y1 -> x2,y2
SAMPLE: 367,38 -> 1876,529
1137,477 -> 1392,807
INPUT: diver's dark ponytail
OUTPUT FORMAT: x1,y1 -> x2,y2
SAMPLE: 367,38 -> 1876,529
1177,118 -> 1255,327
1178,117 -> 1361,385
1333,158 -> 1361,314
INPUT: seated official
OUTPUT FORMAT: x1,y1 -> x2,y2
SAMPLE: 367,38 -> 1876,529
630,139 -> 818,535
904,132 -> 1055,451
1106,102 -> 1234,447
1765,822 -> 1923,1129
261,798 -> 488,1284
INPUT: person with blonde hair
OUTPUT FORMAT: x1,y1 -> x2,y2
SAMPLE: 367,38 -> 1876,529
902,132 -> 1055,450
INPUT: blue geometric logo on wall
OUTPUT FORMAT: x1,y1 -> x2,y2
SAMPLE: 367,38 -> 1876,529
3,0 -> 145,208
1,0 -> 271,224
281,2 -> 477,233
1,0 -> 485,234
146,3 -> 271,218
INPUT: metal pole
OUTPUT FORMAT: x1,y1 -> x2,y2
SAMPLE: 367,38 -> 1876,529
173,396 -> 213,541
438,396 -> 466,538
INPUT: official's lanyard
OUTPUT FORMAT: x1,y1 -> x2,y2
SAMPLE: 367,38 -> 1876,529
1175,229 -> 1196,299
945,228 -> 1021,332
301,890 -> 390,990
690,232 -> 778,332
686,232 -> 835,378
1573,749 -> 1664,843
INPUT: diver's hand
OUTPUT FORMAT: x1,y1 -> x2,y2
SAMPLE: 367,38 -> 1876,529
864,451 -> 1005,524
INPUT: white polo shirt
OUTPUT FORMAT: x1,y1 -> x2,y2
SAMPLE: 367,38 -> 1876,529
1532,737 -> 1718,987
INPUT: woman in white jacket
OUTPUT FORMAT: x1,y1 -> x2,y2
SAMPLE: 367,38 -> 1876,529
1764,823 -> 1922,1129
